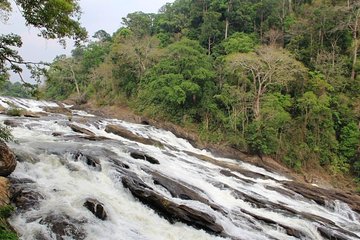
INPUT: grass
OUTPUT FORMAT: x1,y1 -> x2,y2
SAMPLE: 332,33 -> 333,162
0,206 -> 18,240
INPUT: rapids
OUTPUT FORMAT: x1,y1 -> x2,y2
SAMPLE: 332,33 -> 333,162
0,96 -> 359,240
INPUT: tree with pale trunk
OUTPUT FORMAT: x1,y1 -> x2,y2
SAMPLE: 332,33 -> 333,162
226,46 -> 306,120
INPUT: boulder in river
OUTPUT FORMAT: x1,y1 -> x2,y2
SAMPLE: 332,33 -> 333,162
105,124 -> 164,147
83,198 -> 107,220
0,141 -> 16,177
121,175 -> 225,237
39,214 -> 86,240
73,152 -> 102,171
68,123 -> 94,136
130,152 -> 159,164
3,119 -> 21,128
10,178 -> 44,211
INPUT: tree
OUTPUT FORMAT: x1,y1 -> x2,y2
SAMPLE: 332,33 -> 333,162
226,46 -> 306,120
0,0 -> 87,83
138,38 -> 215,121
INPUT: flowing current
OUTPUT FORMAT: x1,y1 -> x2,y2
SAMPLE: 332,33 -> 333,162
0,96 -> 359,240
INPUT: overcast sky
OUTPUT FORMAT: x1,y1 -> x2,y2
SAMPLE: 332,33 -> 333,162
0,0 -> 173,82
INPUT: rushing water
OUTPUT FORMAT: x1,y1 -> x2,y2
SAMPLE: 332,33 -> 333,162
0,96 -> 359,240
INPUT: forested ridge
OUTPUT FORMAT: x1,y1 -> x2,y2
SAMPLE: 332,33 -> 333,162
44,0 -> 360,184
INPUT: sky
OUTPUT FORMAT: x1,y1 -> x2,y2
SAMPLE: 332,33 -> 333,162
0,0 -> 173,82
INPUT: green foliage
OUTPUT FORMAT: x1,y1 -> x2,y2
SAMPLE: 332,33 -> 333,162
43,0 -> 360,182
0,205 -> 17,240
0,125 -> 13,142
0,0 -> 87,84
0,82 -> 32,98
6,108 -> 23,117
0,205 -> 14,218
222,32 -> 257,54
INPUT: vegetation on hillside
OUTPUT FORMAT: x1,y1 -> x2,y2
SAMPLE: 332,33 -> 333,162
44,0 -> 359,182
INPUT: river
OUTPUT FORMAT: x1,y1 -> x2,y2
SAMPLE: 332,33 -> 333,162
0,96 -> 359,240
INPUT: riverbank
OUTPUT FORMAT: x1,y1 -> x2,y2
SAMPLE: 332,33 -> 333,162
70,100 -> 359,194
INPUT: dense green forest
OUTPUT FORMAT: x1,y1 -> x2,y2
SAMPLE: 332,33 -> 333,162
44,0 -> 360,181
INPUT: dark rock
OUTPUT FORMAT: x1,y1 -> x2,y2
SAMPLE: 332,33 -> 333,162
3,119 -> 21,128
10,178 -> 44,211
150,171 -> 225,214
67,123 -> 94,136
52,132 -> 63,137
105,124 -> 164,147
73,152 -> 101,171
282,181 -> 360,214
140,119 -> 150,125
80,135 -> 109,141
0,141 -> 16,176
83,198 -> 107,220
121,175 -> 226,237
130,152 -> 159,164
39,214 -> 86,240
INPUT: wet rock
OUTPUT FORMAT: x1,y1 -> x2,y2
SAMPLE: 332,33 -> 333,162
130,152 -> 159,164
13,148 -> 40,164
43,106 -> 72,115
282,181 -> 360,214
83,198 -> 107,220
105,124 -> 164,147
73,152 -> 101,171
52,132 -> 63,137
39,214 -> 86,240
3,119 -> 21,128
80,135 -> 109,141
0,141 -> 16,177
187,151 -> 274,180
121,175 -> 225,237
10,178 -> 44,211
150,171 -> 225,213
67,123 -> 94,136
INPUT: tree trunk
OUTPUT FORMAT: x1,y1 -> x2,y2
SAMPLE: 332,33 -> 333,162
351,10 -> 359,80
225,0 -> 231,39
254,94 -> 261,120
208,37 -> 211,55
225,18 -> 229,40
70,65 -> 80,98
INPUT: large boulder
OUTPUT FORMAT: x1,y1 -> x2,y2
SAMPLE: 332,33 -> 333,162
0,177 -> 10,207
10,178 -> 44,211
0,141 -> 16,177
121,175 -> 225,237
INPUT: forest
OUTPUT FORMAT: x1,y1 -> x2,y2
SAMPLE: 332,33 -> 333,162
43,0 -> 360,182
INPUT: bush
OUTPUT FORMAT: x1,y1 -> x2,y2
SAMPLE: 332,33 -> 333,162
5,108 -> 23,117
0,125 -> 13,142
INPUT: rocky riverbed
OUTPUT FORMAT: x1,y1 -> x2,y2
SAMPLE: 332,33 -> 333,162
0,96 -> 359,240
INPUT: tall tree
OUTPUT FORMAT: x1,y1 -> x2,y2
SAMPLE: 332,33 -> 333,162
226,46 -> 306,120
